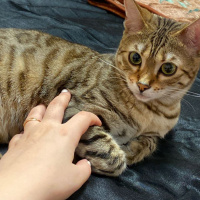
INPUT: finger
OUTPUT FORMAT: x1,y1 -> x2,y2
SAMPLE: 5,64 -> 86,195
43,90 -> 71,123
23,104 -> 46,130
8,133 -> 23,149
63,111 -> 101,148
73,159 -> 91,189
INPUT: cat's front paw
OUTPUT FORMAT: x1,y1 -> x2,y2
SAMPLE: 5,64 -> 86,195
122,135 -> 158,165
76,131 -> 127,177
88,146 -> 127,177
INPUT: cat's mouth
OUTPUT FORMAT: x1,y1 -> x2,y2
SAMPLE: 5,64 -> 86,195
127,82 -> 152,102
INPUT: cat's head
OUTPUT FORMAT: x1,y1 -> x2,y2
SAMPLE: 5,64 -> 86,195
116,0 -> 200,103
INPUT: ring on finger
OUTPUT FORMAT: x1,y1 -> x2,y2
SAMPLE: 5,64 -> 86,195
23,118 -> 41,128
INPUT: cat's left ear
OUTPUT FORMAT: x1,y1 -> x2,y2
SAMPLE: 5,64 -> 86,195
124,0 -> 153,32
178,18 -> 200,55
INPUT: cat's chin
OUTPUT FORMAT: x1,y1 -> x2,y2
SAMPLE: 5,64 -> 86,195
134,93 -> 152,102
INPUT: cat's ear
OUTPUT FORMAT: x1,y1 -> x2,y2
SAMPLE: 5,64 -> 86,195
178,18 -> 200,55
124,0 -> 152,32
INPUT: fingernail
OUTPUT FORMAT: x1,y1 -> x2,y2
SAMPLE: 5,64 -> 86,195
61,89 -> 68,93
87,160 -> 91,167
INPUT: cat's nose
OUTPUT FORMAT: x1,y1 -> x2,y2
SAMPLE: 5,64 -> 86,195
137,82 -> 151,93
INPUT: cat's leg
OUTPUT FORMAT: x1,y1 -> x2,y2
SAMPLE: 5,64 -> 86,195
76,127 -> 126,177
121,135 -> 159,165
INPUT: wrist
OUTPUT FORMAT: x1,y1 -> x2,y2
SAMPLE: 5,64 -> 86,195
0,169 -> 51,200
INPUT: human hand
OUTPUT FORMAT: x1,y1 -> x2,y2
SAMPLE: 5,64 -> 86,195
0,90 -> 101,200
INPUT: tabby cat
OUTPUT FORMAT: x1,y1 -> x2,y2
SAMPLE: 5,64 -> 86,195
0,0 -> 199,176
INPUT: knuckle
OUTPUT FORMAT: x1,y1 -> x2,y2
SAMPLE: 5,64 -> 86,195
50,95 -> 68,107
9,136 -> 16,144
30,104 -> 45,115
49,98 -> 60,107
77,111 -> 98,123
50,99 -> 62,109
30,106 -> 39,114
10,134 -> 21,144
78,111 -> 93,118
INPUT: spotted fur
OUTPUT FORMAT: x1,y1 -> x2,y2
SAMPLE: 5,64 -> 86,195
0,0 -> 199,176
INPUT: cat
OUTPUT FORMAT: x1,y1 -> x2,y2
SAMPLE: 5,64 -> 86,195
0,0 -> 199,176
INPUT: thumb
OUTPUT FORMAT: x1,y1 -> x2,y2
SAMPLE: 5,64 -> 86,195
74,159 -> 91,188
8,133 -> 23,149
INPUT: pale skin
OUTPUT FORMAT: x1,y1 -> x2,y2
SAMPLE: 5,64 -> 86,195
0,90 -> 102,200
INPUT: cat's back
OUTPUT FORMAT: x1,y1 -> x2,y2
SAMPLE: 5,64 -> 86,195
0,28 -> 99,142
0,28 -> 97,101
0,28 -> 97,97
0,28 -> 94,65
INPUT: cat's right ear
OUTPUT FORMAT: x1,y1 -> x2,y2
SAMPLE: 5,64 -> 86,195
124,0 -> 152,32
177,18 -> 200,55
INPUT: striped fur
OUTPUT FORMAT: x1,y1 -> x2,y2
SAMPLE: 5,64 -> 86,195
0,0 -> 199,176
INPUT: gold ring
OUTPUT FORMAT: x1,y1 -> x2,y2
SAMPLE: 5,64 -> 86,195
23,118 -> 41,127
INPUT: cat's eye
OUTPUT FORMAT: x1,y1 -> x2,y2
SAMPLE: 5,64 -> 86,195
129,51 -> 142,65
160,63 -> 177,76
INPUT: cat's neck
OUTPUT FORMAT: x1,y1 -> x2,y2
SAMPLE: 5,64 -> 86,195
152,96 -> 182,108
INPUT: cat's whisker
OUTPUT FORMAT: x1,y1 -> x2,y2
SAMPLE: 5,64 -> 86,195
184,93 -> 200,98
162,93 -> 173,98
106,47 -> 118,51
181,98 -> 196,112
162,92 -> 183,100
165,88 -> 187,94
174,89 -> 200,96
162,92 -> 195,111
165,88 -> 200,98
166,87 -> 198,94
186,91 -> 200,96
177,92 -> 200,98
96,56 -> 126,77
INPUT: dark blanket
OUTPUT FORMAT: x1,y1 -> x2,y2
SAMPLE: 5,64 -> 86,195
0,0 -> 200,199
